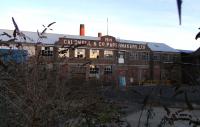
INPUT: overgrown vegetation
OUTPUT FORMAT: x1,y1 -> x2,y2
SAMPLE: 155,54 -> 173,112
0,18 -> 124,127
0,61 -> 122,126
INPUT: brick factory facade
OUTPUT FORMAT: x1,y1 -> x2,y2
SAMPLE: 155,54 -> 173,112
51,34 -> 181,86
0,26 -> 181,86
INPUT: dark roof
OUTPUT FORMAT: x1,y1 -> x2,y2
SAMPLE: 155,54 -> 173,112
193,47 -> 200,56
178,49 -> 194,54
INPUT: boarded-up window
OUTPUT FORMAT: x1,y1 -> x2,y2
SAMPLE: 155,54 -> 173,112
118,51 -> 125,63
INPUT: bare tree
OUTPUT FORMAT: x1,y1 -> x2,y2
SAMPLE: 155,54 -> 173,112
0,18 -> 122,127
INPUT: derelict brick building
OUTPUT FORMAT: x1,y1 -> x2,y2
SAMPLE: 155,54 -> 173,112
54,38 -> 180,86
0,25 -> 181,86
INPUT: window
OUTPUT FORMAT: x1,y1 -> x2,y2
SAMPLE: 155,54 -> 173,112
162,55 -> 170,62
104,50 -> 113,58
173,55 -> 178,62
58,48 -> 69,58
89,65 -> 99,74
141,52 -> 149,61
129,52 -> 139,60
168,55 -> 174,62
70,65 -> 86,74
41,47 -> 53,56
75,49 -> 85,58
90,49 -> 99,58
118,51 -> 125,58
104,65 -> 112,74
118,51 -> 125,63
153,54 -> 160,61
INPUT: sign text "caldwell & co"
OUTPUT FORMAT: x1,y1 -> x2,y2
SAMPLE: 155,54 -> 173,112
63,39 -> 146,50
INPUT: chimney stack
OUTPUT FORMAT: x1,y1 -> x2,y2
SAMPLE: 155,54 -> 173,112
98,32 -> 102,37
80,24 -> 85,36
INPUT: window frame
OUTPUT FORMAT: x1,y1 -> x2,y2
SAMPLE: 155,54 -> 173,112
104,50 -> 114,59
90,49 -> 100,59
104,65 -> 112,74
58,47 -> 69,58
129,51 -> 139,60
75,48 -> 85,58
153,54 -> 161,61
41,46 -> 53,56
89,65 -> 99,74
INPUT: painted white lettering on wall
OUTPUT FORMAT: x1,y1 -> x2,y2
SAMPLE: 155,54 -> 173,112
62,39 -> 146,50
105,37 -> 113,42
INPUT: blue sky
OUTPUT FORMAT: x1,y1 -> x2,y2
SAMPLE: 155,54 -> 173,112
1,0 -> 200,50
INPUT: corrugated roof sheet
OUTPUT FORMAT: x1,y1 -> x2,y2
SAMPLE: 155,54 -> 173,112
0,29 -> 99,44
62,35 -> 99,41
117,38 -> 179,53
0,29 -> 61,44
147,43 -> 180,53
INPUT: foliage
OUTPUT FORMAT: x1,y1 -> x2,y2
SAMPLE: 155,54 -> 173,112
0,18 -> 122,127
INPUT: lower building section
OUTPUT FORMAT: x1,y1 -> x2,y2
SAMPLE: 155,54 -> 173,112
56,62 -> 181,87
